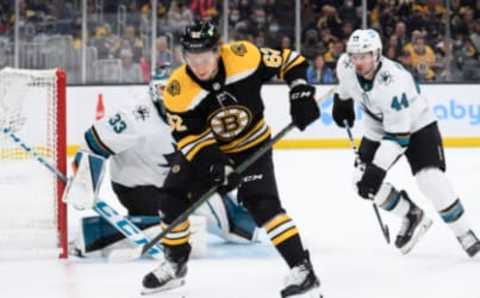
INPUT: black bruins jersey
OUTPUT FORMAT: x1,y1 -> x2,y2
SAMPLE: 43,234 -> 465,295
163,41 -> 308,161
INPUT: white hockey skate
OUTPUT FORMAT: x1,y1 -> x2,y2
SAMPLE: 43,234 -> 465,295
457,230 -> 480,258
141,257 -> 187,295
395,198 -> 433,255
280,251 -> 323,298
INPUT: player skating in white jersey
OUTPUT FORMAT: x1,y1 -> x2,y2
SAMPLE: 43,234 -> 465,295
69,73 -> 260,257
332,29 -> 480,257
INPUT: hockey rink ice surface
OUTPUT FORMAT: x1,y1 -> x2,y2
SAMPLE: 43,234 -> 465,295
1,148 -> 479,298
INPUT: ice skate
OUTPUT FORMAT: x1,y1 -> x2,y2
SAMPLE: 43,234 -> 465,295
141,257 -> 188,295
280,251 -> 323,298
395,194 -> 433,254
457,230 -> 480,258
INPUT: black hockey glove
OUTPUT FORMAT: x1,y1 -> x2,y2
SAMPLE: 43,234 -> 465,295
332,93 -> 355,128
289,84 -> 320,131
356,163 -> 386,200
209,160 -> 242,195
192,145 -> 241,195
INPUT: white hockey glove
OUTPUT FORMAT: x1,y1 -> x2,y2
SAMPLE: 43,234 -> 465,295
62,151 -> 106,210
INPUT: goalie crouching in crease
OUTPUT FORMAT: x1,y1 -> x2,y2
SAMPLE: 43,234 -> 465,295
64,69 -> 260,260
139,21 -> 322,298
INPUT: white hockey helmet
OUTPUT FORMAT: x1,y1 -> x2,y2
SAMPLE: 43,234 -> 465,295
346,29 -> 383,61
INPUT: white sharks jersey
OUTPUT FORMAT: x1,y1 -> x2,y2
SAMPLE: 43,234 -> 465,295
336,53 -> 436,141
83,98 -> 174,188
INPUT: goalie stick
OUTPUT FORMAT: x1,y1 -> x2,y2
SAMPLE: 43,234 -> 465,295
2,127 -> 165,260
140,87 -> 337,256
342,121 -> 391,244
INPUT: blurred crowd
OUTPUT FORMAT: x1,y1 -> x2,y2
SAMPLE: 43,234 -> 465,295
0,0 -> 479,84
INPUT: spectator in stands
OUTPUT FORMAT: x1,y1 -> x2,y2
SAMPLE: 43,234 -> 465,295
339,0 -> 357,25
228,7 -> 242,27
452,34 -> 480,81
323,39 -> 344,69
113,25 -> 144,63
90,23 -> 118,59
250,6 -> 268,35
386,35 -> 401,61
302,28 -> 325,61
470,19 -> 480,53
280,36 -> 291,50
319,27 -> 336,49
255,34 -> 266,48
237,0 -> 253,21
155,35 -> 173,69
340,21 -> 354,40
300,0 -> 319,31
431,40 -> 461,82
405,34 -> 437,81
171,45 -> 184,70
392,21 -> 408,54
228,7 -> 253,41
167,0 -> 194,36
191,0 -> 218,21
119,48 -> 143,83
316,4 -> 343,38
306,53 -> 335,84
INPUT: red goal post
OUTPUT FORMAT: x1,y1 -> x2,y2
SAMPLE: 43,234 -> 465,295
0,67 -> 67,259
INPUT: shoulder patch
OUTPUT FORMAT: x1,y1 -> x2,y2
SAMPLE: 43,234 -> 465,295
167,80 -> 181,97
164,66 -> 207,113
378,71 -> 393,86
222,41 -> 261,84
231,43 -> 247,56
133,105 -> 150,121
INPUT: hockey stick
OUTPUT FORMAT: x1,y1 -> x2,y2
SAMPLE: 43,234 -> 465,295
342,121 -> 391,244
140,87 -> 337,256
2,127 -> 165,260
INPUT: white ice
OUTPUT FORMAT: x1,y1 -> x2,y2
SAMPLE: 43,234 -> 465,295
1,148 -> 480,298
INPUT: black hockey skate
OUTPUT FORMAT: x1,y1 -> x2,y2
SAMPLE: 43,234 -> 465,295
457,230 -> 480,258
281,251 -> 323,298
395,192 -> 433,255
141,256 -> 188,295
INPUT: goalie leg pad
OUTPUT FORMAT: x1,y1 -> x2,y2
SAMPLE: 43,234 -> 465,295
62,151 -> 106,210
74,214 -> 160,254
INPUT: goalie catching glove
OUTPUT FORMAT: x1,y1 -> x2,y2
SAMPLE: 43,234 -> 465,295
62,151 -> 107,210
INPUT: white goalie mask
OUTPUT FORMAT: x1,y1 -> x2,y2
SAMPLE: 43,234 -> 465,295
346,29 -> 383,62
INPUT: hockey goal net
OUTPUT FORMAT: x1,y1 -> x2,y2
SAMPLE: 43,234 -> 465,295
0,67 -> 67,259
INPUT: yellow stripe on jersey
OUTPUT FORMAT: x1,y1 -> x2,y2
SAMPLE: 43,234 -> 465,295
271,227 -> 299,246
224,127 -> 271,154
177,128 -> 212,150
220,118 -> 266,151
279,50 -> 306,80
279,49 -> 293,80
185,138 -> 217,161
222,41 -> 261,85
265,214 -> 291,232
163,65 -> 207,113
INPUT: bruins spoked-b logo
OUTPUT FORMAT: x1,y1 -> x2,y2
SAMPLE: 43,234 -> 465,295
209,106 -> 252,141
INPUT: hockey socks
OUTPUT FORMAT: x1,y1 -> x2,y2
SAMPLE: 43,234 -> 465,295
265,213 -> 306,268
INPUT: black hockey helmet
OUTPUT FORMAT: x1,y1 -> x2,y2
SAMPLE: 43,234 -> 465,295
180,21 -> 220,53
